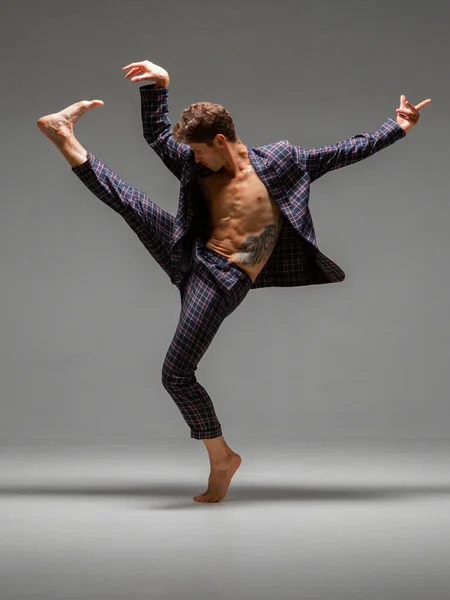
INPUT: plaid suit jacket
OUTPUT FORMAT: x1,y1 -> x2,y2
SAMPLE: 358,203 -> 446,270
139,84 -> 406,291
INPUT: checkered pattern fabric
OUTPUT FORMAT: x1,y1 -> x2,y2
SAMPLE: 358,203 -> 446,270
162,254 -> 252,439
69,87 -> 407,440
140,83 -> 407,290
72,155 -> 253,439
72,153 -> 175,279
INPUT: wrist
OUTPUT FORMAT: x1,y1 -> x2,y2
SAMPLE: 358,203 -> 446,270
398,120 -> 412,134
154,75 -> 170,89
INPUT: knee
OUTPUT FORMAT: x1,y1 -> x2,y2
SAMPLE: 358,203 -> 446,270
161,365 -> 173,391
161,363 -> 194,392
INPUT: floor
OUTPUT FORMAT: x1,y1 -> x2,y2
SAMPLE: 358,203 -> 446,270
1,439 -> 450,600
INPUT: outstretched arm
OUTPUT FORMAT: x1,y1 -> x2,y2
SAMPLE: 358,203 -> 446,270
292,95 -> 432,182
123,60 -> 191,180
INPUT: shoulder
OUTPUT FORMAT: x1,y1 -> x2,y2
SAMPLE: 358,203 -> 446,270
250,140 -> 294,164
252,140 -> 290,153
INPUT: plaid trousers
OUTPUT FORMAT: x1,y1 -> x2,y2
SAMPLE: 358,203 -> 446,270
72,154 -> 253,439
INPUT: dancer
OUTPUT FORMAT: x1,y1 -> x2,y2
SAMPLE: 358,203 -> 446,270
37,60 -> 431,502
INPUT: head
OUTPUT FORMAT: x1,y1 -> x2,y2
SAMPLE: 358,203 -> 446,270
172,101 -> 238,171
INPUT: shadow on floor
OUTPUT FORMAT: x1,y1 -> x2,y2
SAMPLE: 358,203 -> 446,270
1,481 -> 450,506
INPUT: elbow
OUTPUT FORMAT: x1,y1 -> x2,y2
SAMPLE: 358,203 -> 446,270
143,131 -> 158,146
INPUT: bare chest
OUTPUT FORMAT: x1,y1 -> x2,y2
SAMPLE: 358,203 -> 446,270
199,167 -> 280,230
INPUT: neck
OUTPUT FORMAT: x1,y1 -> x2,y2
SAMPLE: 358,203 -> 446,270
221,140 -> 250,176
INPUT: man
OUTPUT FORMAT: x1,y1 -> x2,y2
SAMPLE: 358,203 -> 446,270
37,59 -> 431,503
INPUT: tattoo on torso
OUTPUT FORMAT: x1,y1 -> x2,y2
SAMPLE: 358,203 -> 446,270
235,214 -> 283,265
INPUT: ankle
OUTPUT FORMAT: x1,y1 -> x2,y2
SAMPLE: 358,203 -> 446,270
210,451 -> 237,468
59,137 -> 88,168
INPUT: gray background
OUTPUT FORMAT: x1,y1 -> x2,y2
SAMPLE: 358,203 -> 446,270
2,3 -> 450,600
1,0 -> 449,447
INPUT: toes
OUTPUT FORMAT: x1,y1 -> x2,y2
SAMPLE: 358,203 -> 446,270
194,494 -> 212,502
86,99 -> 104,108
194,487 -> 227,502
77,100 -> 103,111
193,494 -> 222,503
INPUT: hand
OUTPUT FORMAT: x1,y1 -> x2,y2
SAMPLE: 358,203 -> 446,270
396,95 -> 432,133
122,60 -> 169,88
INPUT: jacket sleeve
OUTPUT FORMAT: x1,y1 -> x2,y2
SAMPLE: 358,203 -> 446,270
291,117 -> 406,182
140,84 -> 191,181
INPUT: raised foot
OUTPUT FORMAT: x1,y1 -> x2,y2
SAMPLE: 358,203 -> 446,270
36,99 -> 104,140
193,453 -> 242,503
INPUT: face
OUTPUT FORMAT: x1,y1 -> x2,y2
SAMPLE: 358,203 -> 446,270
189,136 -> 226,172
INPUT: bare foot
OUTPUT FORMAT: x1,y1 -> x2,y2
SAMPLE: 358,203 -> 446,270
193,453 -> 242,503
37,99 -> 104,142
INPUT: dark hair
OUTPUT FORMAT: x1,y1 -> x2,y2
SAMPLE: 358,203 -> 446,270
172,102 -> 237,144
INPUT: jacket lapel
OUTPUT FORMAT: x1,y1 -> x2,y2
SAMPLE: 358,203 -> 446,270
247,147 -> 290,209
174,161 -> 212,243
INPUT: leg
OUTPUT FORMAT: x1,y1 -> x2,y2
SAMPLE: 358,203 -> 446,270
162,264 -> 251,502
162,267 -> 229,440
72,154 -> 175,279
37,100 -> 175,280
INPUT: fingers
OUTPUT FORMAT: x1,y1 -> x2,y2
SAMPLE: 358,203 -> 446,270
123,60 -> 151,72
122,61 -> 145,70
396,94 -> 432,129
415,98 -> 432,110
122,60 -> 167,84
400,95 -> 432,113
122,60 -> 167,86
405,100 -> 419,117
396,101 -> 416,114
396,110 -> 412,121
123,63 -> 143,79
396,107 -> 418,121
127,71 -> 148,83
124,67 -> 142,79
123,63 -> 151,82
